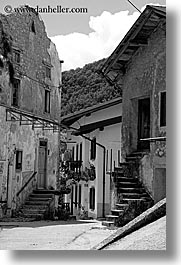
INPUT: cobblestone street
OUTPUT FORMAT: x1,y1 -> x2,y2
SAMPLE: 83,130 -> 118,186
0,220 -> 115,250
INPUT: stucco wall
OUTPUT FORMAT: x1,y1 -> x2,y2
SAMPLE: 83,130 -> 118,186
66,103 -> 122,218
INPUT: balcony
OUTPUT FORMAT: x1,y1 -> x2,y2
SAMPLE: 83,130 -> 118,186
60,160 -> 96,182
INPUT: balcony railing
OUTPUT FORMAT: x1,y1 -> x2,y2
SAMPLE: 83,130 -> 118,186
61,160 -> 83,173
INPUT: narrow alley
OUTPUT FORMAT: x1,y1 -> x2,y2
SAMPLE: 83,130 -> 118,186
0,220 -> 115,250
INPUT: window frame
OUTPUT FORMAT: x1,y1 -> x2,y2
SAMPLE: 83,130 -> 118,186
45,66 -> 51,80
44,88 -> 51,113
13,49 -> 21,64
12,78 -> 20,107
15,150 -> 23,171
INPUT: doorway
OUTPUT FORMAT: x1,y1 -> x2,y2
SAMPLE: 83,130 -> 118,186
137,98 -> 150,150
38,140 -> 47,189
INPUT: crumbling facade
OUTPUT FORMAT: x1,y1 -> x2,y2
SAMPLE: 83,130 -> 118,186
0,8 -> 62,217
102,6 -> 166,203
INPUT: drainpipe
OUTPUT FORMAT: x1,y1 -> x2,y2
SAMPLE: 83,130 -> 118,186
68,126 -> 106,218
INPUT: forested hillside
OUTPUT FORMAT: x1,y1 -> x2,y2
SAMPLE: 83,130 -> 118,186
61,59 -> 122,116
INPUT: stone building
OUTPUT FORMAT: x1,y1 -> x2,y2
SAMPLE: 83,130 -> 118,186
101,5 -> 166,204
0,7 -> 62,218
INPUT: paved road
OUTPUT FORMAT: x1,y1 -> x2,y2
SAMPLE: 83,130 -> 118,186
0,220 -> 115,250
104,216 -> 166,250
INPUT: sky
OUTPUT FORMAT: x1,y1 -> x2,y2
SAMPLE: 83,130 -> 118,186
0,0 -> 166,71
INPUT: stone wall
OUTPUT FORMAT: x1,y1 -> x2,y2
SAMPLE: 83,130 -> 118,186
121,22 -> 166,201
0,10 -> 61,120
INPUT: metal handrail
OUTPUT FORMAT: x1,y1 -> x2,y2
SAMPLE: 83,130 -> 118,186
16,171 -> 37,197
140,136 -> 166,142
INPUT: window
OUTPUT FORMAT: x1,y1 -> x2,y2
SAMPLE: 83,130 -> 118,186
31,21 -> 36,33
45,89 -> 50,113
72,146 -> 75,161
78,184 -> 82,209
90,137 -> 96,160
160,91 -> 166,127
16,150 -> 23,171
79,142 -> 82,162
89,187 -> 95,210
45,66 -> 51,79
75,185 -> 78,209
13,50 -> 21,64
76,144 -> 79,161
12,79 -> 20,107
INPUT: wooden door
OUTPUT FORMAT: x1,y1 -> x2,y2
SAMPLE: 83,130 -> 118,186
38,141 -> 47,188
137,98 -> 150,150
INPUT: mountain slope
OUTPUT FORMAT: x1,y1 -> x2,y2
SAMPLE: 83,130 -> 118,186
61,59 -> 122,116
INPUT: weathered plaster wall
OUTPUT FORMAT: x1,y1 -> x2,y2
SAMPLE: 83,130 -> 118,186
0,9 -> 61,216
0,11 -> 61,120
121,22 -> 166,200
0,106 -> 59,214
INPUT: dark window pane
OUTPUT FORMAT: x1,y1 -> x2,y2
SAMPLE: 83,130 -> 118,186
90,187 -> 95,210
78,184 -> 81,208
90,137 -> 96,160
160,92 -> 166,127
12,79 -> 20,107
45,89 -> 50,113
16,150 -> 23,171
79,143 -> 82,162
45,66 -> 51,79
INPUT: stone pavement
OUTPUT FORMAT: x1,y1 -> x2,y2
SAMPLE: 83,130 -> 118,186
0,220 -> 115,250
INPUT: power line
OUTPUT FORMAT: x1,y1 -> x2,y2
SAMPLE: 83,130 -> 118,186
126,0 -> 142,13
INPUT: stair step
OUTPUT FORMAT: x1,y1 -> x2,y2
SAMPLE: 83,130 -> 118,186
119,161 -> 137,166
130,151 -> 147,157
122,193 -> 148,199
25,200 -> 50,205
28,196 -> 52,201
111,209 -> 124,216
33,189 -> 54,195
106,215 -> 119,221
21,213 -> 44,220
116,203 -> 129,208
30,193 -> 54,198
20,209 -> 46,214
102,221 -> 115,227
121,198 -> 148,203
117,182 -> 140,187
21,204 -> 48,210
117,188 -> 145,193
115,177 -> 138,183
126,156 -> 140,161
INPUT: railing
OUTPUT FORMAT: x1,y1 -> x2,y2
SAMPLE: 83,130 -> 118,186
61,160 -> 82,173
140,136 -> 166,142
58,202 -> 70,212
16,171 -> 37,197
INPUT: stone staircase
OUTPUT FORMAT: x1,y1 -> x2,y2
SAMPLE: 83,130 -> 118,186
18,189 -> 55,220
102,152 -> 153,227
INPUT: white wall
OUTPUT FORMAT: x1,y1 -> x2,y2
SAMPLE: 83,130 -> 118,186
65,102 -> 122,218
